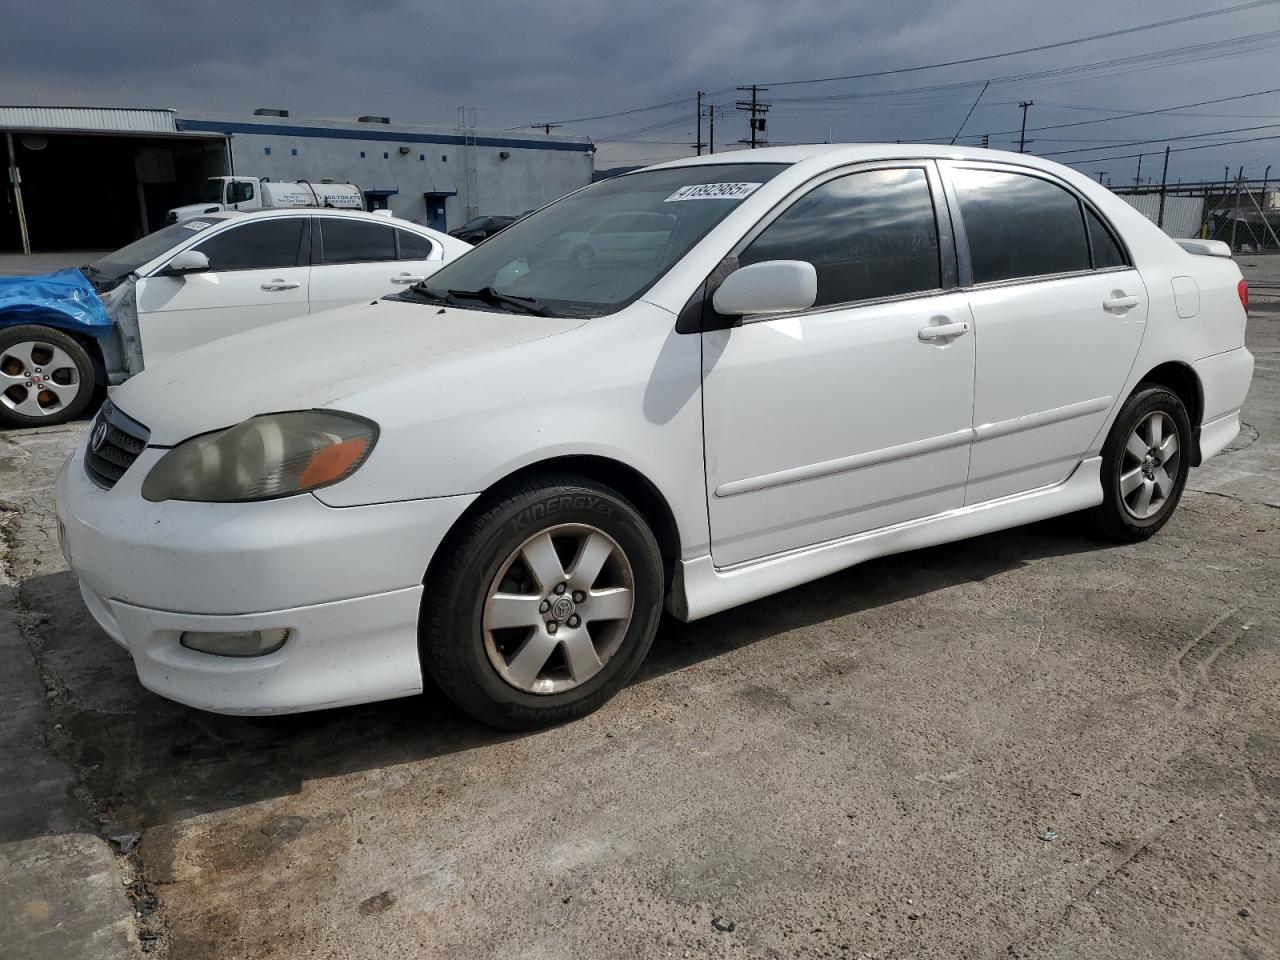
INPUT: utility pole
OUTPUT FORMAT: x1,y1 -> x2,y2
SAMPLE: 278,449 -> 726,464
1157,145 -> 1171,229
1133,153 -> 1143,190
5,133 -> 30,256
1230,166 -> 1243,252
531,123 -> 561,135
695,91 -> 704,156
1017,100 -> 1034,153
980,134 -> 989,148
708,104 -> 715,154
736,85 -> 770,148
1097,171 -> 1107,184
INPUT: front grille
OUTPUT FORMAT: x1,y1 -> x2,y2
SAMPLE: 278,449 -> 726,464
84,401 -> 150,490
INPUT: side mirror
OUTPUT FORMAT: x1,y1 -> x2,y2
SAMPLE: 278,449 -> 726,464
162,249 -> 210,277
712,260 -> 817,317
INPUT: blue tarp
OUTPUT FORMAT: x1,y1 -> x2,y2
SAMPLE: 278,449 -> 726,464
0,268 -> 112,337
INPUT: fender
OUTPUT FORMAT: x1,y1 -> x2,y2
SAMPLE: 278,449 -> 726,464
0,269 -> 113,339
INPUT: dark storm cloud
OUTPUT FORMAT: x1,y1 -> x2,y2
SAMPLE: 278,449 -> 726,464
4,0 -> 1279,181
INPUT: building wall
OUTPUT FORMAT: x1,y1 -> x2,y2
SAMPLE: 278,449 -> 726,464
179,116 -> 593,232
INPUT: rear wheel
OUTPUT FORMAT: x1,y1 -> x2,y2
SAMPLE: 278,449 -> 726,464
1088,385 -> 1191,542
422,475 -> 664,729
0,325 -> 97,428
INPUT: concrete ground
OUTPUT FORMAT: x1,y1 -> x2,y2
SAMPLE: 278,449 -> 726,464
0,310 -> 1276,960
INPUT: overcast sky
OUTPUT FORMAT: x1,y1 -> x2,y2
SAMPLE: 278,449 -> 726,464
4,0 -> 1280,185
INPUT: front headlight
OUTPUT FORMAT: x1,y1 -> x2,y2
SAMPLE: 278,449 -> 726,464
142,410 -> 377,503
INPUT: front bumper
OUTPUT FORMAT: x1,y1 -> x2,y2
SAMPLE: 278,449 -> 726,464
56,442 -> 477,714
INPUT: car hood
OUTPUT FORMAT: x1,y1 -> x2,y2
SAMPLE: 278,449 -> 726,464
112,298 -> 585,445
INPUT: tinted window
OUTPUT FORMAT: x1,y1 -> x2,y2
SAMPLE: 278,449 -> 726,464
1086,207 -> 1127,269
740,167 -> 940,307
320,219 -> 397,264
193,218 -> 304,272
952,168 -> 1089,283
397,229 -> 435,260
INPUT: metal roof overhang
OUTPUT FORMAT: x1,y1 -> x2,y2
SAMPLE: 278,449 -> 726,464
0,106 -> 222,139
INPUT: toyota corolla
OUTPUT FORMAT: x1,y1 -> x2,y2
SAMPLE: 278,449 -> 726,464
55,145 -> 1254,728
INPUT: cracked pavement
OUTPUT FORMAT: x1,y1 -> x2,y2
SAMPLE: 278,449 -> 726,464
0,304 -> 1276,960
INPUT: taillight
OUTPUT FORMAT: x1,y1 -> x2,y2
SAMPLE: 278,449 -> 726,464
1238,278 -> 1249,314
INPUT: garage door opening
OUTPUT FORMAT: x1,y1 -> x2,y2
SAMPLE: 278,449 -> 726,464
1,131 -> 228,254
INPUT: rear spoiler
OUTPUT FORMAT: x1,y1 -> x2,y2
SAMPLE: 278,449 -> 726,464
1176,239 -> 1232,258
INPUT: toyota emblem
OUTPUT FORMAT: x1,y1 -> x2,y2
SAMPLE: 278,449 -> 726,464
90,422 -> 109,453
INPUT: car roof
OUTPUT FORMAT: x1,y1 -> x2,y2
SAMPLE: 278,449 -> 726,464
216,207 -> 437,233
644,142 -> 1076,175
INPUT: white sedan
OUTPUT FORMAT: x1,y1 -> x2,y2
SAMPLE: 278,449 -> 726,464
55,144 -> 1254,728
0,209 -> 468,427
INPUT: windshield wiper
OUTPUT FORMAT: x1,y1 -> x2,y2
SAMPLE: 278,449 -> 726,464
446,287 -> 552,316
395,283 -> 459,307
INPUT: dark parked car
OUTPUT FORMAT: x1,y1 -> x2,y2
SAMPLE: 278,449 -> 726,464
449,215 -> 517,244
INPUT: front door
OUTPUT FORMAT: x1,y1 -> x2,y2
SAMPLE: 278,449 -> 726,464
702,165 -> 977,567
940,163 -> 1149,504
134,216 -> 311,367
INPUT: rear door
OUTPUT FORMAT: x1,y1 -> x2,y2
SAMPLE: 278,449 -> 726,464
133,216 -> 310,366
940,162 -> 1148,503
308,217 -> 422,312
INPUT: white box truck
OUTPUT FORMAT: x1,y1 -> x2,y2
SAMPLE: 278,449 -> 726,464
168,177 -> 363,223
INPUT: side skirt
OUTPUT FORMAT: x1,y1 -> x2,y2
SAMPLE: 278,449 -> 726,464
669,457 -> 1103,622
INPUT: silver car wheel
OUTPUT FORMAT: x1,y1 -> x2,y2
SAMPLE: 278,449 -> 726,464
482,523 -> 635,695
1120,410 -> 1181,520
0,340 -> 82,418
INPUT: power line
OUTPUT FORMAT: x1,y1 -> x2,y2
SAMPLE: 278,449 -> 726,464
986,85 -> 1280,136
1061,131 -> 1280,167
1042,120 -> 1280,156
760,0 -> 1279,87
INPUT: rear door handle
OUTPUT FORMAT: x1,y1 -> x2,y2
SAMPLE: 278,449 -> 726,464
1103,295 -> 1140,312
261,280 -> 301,291
918,320 -> 971,341
390,274 -> 426,284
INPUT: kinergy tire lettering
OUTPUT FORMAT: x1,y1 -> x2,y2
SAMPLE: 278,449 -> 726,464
511,495 -> 615,531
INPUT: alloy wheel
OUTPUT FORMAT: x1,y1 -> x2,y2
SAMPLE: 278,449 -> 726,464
482,523 -> 635,695
0,340 -> 82,418
1120,410 -> 1181,520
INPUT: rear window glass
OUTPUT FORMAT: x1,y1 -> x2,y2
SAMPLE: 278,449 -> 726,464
1086,207 -> 1127,269
951,168 -> 1089,283
320,219 -> 398,264
397,229 -> 435,260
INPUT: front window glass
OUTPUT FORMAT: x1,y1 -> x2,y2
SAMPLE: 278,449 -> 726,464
87,218 -> 225,287
193,218 -> 305,271
740,168 -> 940,307
409,163 -> 788,317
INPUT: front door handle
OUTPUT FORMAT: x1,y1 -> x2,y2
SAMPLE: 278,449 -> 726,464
390,274 -> 426,284
918,320 -> 971,341
260,280 -> 301,291
1103,294 -> 1140,312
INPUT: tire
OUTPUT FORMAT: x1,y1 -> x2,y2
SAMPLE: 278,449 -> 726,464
0,325 -> 98,428
1087,384 -> 1192,542
422,475 -> 664,729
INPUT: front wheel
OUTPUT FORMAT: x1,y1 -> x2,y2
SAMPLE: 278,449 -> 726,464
422,475 -> 664,729
1088,385 -> 1192,542
0,324 -> 98,428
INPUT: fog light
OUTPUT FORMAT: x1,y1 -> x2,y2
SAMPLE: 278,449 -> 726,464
179,628 -> 289,658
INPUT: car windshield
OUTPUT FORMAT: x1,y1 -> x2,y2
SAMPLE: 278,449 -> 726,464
459,217 -> 490,231
199,179 -> 226,203
86,219 -> 224,288
409,163 -> 787,317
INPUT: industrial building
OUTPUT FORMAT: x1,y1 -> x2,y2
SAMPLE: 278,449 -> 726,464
1,105 -> 595,252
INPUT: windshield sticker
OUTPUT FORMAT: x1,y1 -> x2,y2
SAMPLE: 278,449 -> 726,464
182,220 -> 212,231
664,182 -> 763,202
